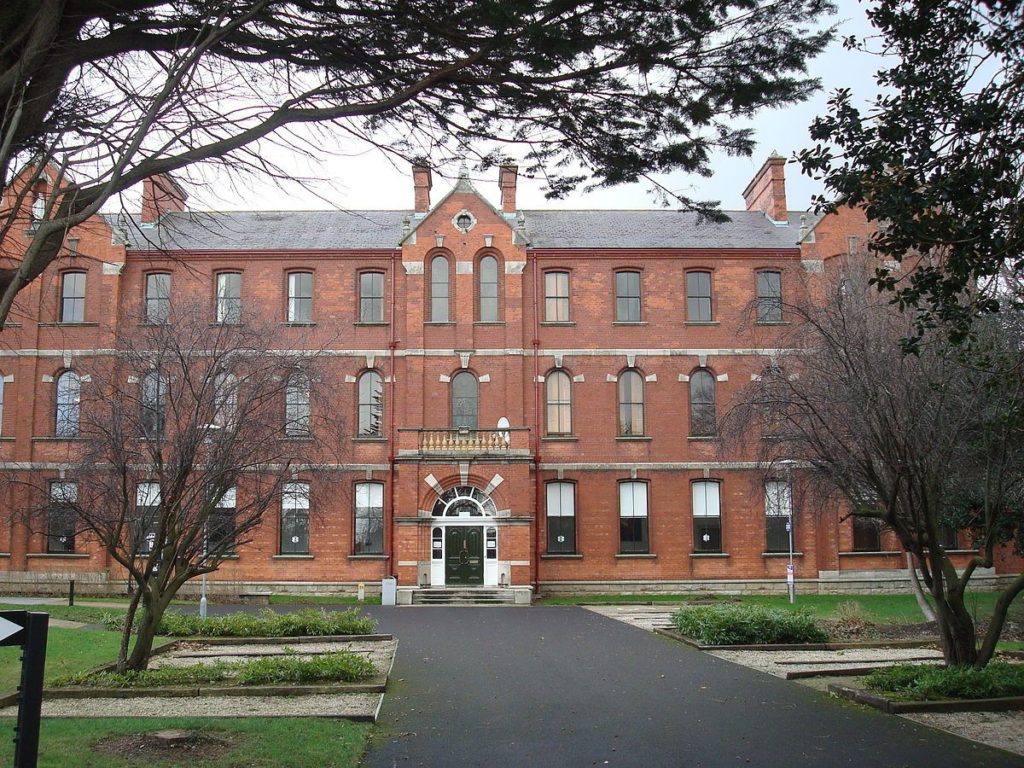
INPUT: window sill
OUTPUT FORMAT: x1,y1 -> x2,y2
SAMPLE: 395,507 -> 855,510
27,553 -> 90,559
616,553 -> 655,559
541,553 -> 583,559
31,436 -> 87,442
540,321 -> 575,327
348,554 -> 387,560
685,321 -> 719,326
353,436 -> 388,442
612,321 -> 647,326
839,550 -> 902,556
944,549 -> 980,554
424,322 -> 455,326
0,437 -> 15,442
38,322 -> 99,328
687,436 -> 719,442
473,321 -> 505,326
0,552 -> 9,558
615,436 -> 652,442
542,435 -> 578,442
3,323 -> 22,329
354,322 -> 389,327
210,322 -> 244,328
690,552 -> 729,558
218,554 -> 240,559
273,553 -> 313,559
281,322 -> 316,327
762,552 -> 804,558
282,436 -> 314,442
756,321 -> 790,326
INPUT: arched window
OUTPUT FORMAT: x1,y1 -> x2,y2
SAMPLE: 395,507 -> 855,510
451,372 -> 478,429
430,255 -> 449,322
358,370 -> 384,436
689,369 -> 716,437
617,369 -> 644,436
285,372 -> 310,437
141,370 -> 166,439
55,371 -> 81,437
478,255 -> 499,322
546,370 -> 572,435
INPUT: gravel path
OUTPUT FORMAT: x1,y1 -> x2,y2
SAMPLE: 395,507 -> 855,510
1,693 -> 382,719
151,639 -> 396,673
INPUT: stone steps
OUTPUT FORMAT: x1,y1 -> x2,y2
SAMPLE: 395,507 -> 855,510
411,588 -> 519,606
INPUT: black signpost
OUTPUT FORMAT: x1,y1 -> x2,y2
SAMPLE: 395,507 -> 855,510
0,611 -> 48,768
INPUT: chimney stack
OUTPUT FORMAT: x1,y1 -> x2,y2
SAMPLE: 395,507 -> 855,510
412,164 -> 432,212
141,173 -> 187,223
498,162 -> 518,213
742,154 -> 788,223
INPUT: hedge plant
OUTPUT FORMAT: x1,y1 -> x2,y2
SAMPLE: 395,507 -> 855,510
671,604 -> 828,645
866,662 -> 1024,701
102,608 -> 376,637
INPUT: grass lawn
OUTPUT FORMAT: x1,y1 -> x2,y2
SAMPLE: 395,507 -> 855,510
0,603 -> 125,625
537,591 -> 1024,624
536,593 -> 728,606
0,717 -> 370,768
0,627 -> 176,693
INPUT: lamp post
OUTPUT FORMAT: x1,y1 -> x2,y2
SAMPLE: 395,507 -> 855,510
779,459 -> 797,604
200,522 -> 208,620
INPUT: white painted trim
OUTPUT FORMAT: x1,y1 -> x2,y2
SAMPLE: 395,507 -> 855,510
344,375 -> 357,383
716,373 -> 729,382
403,262 -> 424,275
645,374 -> 657,383
397,561 -> 418,567
456,262 -> 473,275
678,374 -> 690,382
572,374 -> 585,383
538,461 -> 770,471
479,374 -> 491,383
0,347 -> 802,359
505,261 -> 526,274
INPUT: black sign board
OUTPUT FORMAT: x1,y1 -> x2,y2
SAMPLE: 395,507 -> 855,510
0,611 -> 48,768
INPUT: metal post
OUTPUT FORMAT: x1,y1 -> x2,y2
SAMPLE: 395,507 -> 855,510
14,612 -> 48,768
67,578 -> 75,607
787,511 -> 795,604
199,522 -> 208,620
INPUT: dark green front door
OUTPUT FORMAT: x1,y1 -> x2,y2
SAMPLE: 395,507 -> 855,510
445,526 -> 483,585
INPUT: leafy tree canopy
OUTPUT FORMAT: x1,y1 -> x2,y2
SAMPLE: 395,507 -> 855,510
0,0 -> 833,324
799,0 -> 1024,346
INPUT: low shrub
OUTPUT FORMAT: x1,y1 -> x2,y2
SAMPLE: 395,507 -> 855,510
671,604 -> 828,645
103,608 -> 376,637
865,662 -> 1024,701
53,650 -> 375,688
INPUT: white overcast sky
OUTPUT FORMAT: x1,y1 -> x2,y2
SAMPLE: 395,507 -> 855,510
179,0 -> 882,215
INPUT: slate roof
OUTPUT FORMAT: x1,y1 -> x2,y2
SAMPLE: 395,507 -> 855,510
108,208 -> 808,252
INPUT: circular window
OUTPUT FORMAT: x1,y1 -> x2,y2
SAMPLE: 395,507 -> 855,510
431,485 -> 498,517
452,210 -> 476,233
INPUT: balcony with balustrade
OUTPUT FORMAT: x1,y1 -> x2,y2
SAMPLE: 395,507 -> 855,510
397,427 -> 532,460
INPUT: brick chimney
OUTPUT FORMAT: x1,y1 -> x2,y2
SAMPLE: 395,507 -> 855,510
742,153 -> 788,222
412,164 -> 432,212
141,173 -> 187,223
498,162 -> 518,213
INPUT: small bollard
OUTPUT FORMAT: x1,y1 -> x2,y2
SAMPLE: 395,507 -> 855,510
357,582 -> 365,602
68,578 -> 75,607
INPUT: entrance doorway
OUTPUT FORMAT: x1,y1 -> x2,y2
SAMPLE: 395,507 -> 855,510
445,526 -> 483,585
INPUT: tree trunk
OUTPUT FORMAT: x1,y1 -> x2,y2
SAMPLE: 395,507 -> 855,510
906,552 -> 936,622
933,593 -> 978,666
124,590 -> 173,672
116,584 -> 145,674
976,572 -> 1024,666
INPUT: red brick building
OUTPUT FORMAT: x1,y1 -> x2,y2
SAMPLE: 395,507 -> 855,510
0,158 -> 1006,599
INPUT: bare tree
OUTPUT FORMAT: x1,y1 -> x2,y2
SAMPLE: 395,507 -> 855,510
19,304 -> 342,671
0,0 -> 835,324
725,264 -> 1024,667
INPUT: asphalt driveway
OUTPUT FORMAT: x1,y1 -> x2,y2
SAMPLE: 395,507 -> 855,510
360,605 -> 1021,768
